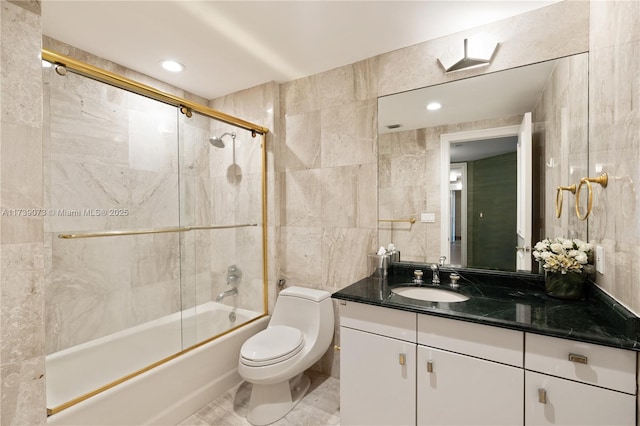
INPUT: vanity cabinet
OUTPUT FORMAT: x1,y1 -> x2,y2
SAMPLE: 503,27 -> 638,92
416,315 -> 524,426
339,301 -> 638,426
339,301 -> 416,426
524,333 -> 636,425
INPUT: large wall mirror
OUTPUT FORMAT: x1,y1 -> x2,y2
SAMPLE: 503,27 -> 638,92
377,53 -> 588,273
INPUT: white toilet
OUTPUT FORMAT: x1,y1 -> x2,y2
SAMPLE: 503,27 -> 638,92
238,286 -> 334,425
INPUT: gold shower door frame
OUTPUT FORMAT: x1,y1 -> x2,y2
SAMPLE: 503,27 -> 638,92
42,49 -> 270,416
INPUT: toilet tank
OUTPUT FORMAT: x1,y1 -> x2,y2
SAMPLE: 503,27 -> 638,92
269,286 -> 333,337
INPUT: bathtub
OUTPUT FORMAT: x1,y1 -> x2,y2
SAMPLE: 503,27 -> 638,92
47,302 -> 268,425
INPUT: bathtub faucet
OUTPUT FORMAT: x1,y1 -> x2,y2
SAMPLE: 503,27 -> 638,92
216,287 -> 238,302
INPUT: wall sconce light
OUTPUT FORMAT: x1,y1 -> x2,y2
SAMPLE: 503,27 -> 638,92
438,37 -> 499,73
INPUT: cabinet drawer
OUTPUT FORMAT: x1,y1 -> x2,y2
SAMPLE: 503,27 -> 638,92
525,333 -> 636,394
418,314 -> 523,367
340,301 -> 416,342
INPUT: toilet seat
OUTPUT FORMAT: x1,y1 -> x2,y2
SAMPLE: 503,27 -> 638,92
240,326 -> 304,367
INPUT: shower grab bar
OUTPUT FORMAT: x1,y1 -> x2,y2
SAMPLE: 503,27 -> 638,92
57,223 -> 258,239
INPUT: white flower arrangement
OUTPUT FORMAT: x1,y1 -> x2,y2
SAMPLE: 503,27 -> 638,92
533,237 -> 594,274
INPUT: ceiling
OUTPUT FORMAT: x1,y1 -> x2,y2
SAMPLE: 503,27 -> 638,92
378,59 -> 558,133
41,1 -> 559,100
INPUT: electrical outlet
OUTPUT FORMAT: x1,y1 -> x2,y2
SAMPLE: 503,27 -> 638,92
595,245 -> 605,274
421,213 -> 436,223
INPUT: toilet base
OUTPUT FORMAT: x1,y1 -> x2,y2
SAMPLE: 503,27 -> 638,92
246,373 -> 310,426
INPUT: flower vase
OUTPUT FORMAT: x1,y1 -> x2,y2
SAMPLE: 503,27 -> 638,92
545,271 -> 586,300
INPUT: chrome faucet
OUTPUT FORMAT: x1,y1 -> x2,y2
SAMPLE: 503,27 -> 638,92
431,264 -> 440,285
216,287 -> 238,302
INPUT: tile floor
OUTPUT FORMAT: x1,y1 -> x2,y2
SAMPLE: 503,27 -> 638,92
178,371 -> 340,426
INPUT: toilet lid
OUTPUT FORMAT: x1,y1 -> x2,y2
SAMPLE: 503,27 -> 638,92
240,326 -> 304,367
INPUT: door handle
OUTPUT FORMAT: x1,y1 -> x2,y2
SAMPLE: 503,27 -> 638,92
538,388 -> 547,404
399,353 -> 406,366
568,353 -> 588,364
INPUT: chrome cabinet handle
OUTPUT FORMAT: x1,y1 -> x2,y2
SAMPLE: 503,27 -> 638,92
538,388 -> 547,404
568,353 -> 588,364
427,361 -> 433,373
399,353 -> 406,366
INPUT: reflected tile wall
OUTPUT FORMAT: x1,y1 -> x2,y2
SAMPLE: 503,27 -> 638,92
589,0 -> 640,314
536,53 -> 589,243
378,116 -> 521,264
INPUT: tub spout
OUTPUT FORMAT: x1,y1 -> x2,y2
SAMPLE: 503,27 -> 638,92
216,287 -> 238,302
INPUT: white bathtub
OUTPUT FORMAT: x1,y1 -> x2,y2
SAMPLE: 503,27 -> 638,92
47,302 -> 268,425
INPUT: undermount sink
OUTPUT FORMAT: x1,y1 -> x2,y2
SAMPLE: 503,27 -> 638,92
391,286 -> 470,303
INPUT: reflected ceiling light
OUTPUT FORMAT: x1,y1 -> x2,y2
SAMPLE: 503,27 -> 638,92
438,37 -> 499,73
426,102 -> 442,111
161,60 -> 185,72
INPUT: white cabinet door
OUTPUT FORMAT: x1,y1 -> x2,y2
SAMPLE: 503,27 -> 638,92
525,371 -> 636,426
417,346 -> 524,426
340,326 -> 416,426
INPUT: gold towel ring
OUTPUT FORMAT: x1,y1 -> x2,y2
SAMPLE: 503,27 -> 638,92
575,173 -> 608,221
555,185 -> 576,218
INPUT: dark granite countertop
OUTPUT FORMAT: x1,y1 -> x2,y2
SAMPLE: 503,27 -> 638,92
332,263 -> 640,351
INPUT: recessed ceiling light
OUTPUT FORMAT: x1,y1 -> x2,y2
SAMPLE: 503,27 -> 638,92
426,102 -> 442,111
161,60 -> 185,73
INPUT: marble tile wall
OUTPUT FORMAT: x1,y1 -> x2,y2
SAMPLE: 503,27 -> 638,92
1,1 -> 46,425
209,82 -> 279,316
588,0 -> 640,314
278,61 -> 378,377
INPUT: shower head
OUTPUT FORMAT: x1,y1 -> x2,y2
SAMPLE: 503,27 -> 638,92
209,132 -> 236,148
